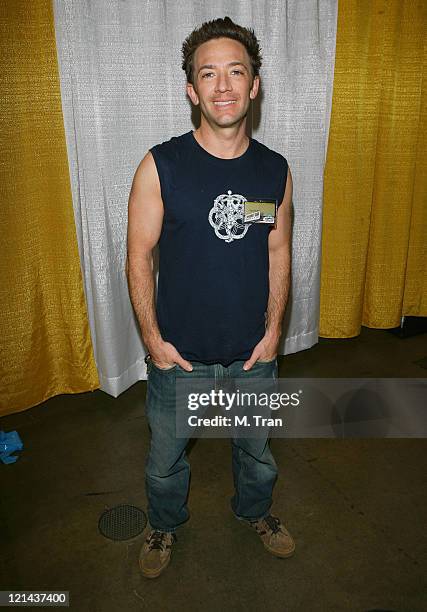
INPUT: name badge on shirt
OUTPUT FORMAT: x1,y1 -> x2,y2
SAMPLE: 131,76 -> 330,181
244,198 -> 277,225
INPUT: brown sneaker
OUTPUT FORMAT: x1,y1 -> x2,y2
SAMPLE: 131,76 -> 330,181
139,529 -> 177,578
247,514 -> 295,558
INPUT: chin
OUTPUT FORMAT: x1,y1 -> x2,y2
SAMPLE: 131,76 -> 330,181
213,112 -> 248,129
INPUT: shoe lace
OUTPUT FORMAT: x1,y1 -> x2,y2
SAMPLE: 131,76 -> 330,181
263,515 -> 282,535
147,531 -> 176,551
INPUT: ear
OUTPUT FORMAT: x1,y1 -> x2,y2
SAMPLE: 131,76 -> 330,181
249,75 -> 260,100
186,82 -> 199,106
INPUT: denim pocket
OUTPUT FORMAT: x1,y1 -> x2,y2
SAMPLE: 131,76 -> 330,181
150,360 -> 177,373
256,356 -> 277,364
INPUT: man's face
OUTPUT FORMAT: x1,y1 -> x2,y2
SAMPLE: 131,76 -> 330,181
186,37 -> 259,129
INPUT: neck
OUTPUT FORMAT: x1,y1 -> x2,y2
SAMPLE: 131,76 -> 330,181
194,120 -> 249,159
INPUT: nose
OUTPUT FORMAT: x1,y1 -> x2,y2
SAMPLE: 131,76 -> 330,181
215,70 -> 232,93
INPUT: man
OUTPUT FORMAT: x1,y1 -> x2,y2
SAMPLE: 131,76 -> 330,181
127,16 -> 294,579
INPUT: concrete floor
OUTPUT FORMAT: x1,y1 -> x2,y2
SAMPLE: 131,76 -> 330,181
1,327 -> 426,612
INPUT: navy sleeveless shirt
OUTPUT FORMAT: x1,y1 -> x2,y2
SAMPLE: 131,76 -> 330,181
150,131 -> 288,366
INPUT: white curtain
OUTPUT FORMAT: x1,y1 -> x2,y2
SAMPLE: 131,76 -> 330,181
52,0 -> 338,396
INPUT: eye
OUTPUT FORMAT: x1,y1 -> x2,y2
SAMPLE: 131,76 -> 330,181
231,69 -> 244,76
201,72 -> 215,79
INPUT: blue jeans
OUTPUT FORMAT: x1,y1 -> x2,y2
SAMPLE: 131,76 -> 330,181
145,358 -> 279,532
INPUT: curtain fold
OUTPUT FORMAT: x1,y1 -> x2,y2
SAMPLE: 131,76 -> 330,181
53,0 -> 338,396
0,0 -> 99,416
320,0 -> 427,337
402,32 -> 427,317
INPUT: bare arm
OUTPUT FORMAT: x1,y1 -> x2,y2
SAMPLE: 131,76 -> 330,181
126,152 -> 192,371
266,166 -> 292,337
243,166 -> 293,370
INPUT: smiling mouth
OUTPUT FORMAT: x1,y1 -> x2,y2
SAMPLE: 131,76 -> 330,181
213,100 -> 237,107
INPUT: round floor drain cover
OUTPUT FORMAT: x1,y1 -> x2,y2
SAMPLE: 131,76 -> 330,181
98,504 -> 147,541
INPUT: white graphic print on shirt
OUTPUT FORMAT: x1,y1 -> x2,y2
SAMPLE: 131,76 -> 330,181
208,190 -> 250,243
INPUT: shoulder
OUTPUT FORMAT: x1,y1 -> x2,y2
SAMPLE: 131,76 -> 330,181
149,133 -> 193,178
251,138 -> 288,170
251,139 -> 289,184
151,131 -> 192,160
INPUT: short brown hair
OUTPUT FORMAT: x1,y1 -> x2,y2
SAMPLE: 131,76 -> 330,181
182,16 -> 262,85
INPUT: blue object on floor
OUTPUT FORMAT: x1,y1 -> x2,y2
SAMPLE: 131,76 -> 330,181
0,430 -> 23,464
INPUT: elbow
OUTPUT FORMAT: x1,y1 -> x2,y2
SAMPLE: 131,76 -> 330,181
125,256 -> 130,280
126,251 -> 153,280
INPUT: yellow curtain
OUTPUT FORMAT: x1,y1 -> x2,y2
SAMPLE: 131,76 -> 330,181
0,1 -> 99,416
320,0 -> 427,337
